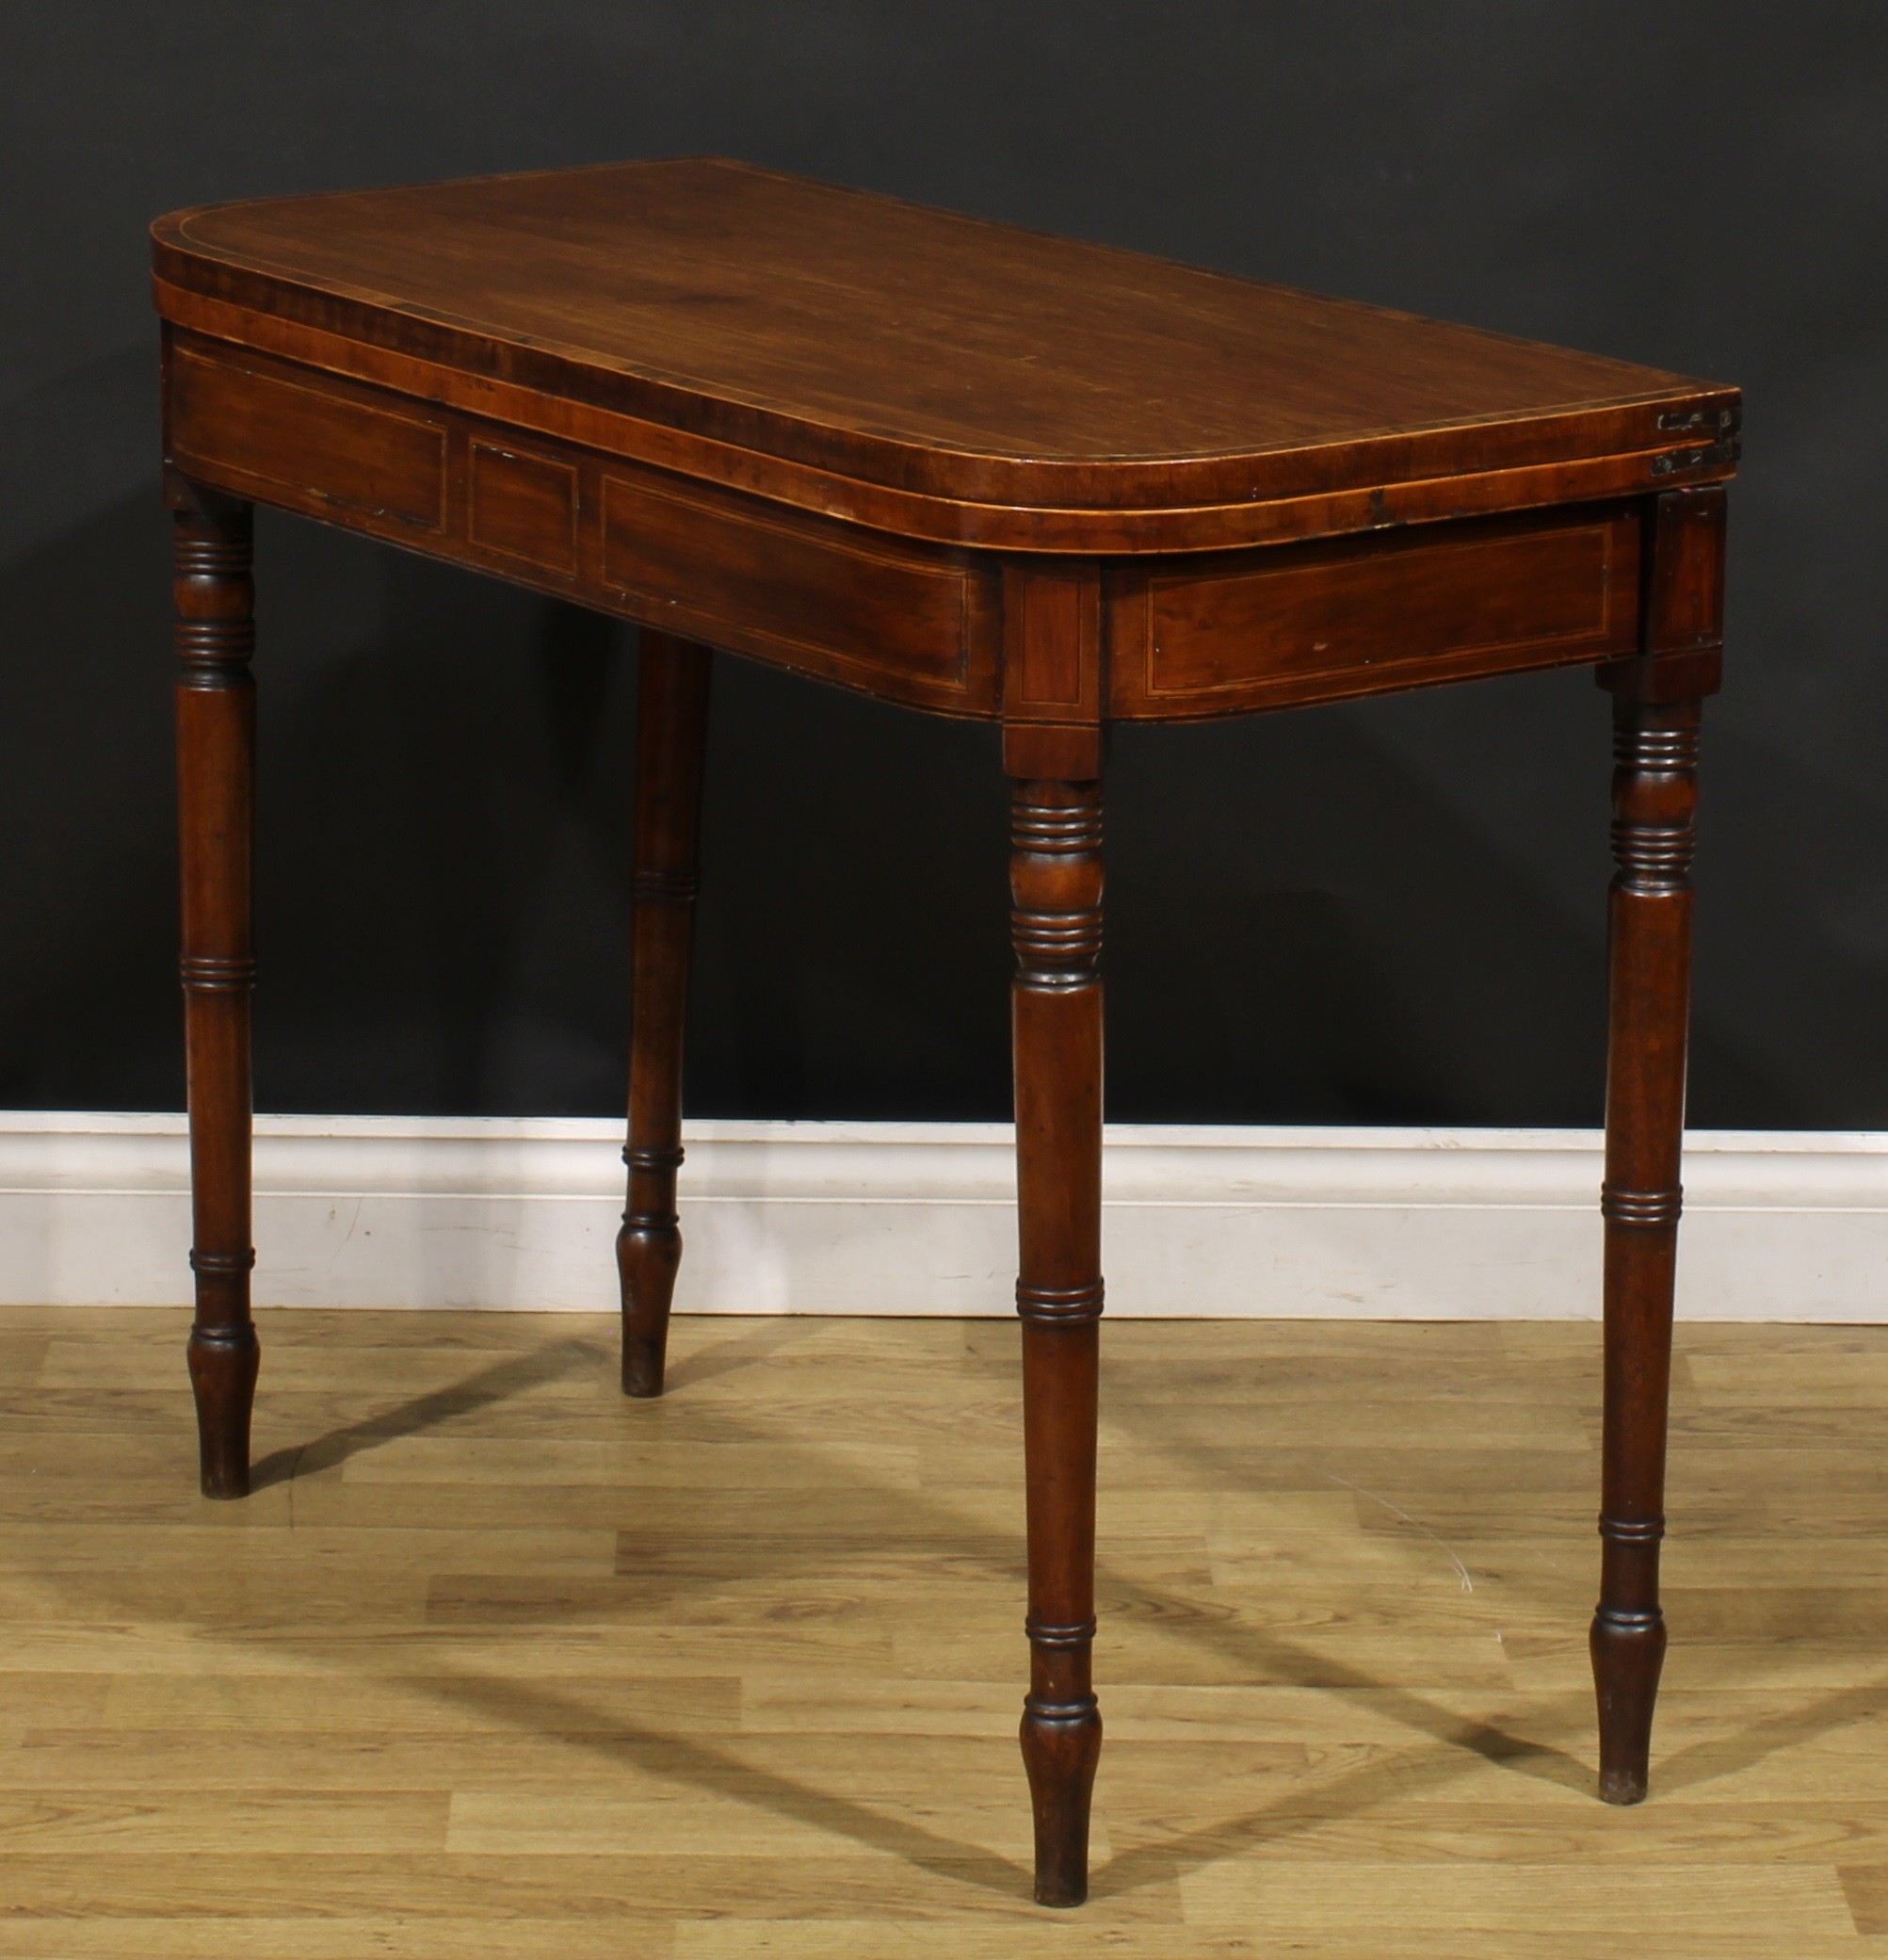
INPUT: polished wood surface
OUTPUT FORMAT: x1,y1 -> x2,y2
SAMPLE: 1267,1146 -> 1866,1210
172,485 -> 258,1500
1009,779 -> 1106,1903
153,158 -> 1736,552
156,326 -> 1707,724
618,633 -> 713,1399
1107,500 -> 1643,719
1590,485 -> 1724,1801
153,159 -> 1741,1906
1,1305 -> 1880,1957
164,333 -> 1006,720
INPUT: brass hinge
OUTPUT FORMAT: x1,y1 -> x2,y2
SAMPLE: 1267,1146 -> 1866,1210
1650,404 -> 1742,476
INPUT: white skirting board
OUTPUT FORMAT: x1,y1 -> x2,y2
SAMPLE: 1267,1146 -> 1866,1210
0,1112 -> 1882,1320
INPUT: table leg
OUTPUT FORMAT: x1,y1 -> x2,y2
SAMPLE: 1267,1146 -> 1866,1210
1010,776 -> 1105,1907
1590,689 -> 1704,1802
174,487 -> 259,1499
618,631 -> 713,1397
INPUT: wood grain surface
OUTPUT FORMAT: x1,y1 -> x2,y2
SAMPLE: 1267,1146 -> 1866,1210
1107,502 -> 1641,718
153,158 -> 1738,549
162,328 -> 1659,725
1,1305 -> 1880,1955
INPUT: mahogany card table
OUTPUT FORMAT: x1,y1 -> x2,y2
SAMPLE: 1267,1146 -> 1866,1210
152,158 -> 1739,1906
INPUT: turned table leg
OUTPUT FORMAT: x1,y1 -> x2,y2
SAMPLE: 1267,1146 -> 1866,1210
1009,776 -> 1105,1907
618,631 -> 713,1398
1590,685 -> 1705,1802
174,487 -> 259,1499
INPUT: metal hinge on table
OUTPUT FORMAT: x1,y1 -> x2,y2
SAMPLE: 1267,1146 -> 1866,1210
1650,404 -> 1742,476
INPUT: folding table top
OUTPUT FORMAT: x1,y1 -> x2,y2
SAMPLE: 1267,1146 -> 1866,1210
153,157 -> 1737,551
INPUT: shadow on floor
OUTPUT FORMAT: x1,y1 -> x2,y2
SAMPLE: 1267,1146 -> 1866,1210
153,1314 -> 1879,1902
249,1334 -> 605,1490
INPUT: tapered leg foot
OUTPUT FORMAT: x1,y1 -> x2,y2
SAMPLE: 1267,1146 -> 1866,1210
617,631 -> 711,1400
188,1321 -> 259,1499
1021,1697 -> 1103,1905
617,1219 -> 681,1398
1591,1606 -> 1667,1803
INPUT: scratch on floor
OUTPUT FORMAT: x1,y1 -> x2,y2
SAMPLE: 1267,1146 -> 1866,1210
1325,1471 -> 1476,1592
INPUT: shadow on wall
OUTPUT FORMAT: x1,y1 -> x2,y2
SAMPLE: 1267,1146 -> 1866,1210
0,484 -> 1868,1126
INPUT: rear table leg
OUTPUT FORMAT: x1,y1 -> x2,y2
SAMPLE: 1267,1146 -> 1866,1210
174,485 -> 259,1498
618,631 -> 713,1398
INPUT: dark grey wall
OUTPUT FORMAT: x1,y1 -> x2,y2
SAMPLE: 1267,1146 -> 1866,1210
4,4 -> 1883,1125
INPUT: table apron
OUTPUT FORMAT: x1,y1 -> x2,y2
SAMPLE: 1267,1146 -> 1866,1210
1106,504 -> 1643,718
165,329 -> 1005,719
166,328 -> 1649,722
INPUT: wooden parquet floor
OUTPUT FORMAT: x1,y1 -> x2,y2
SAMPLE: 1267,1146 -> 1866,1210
1,1305 -> 1886,1954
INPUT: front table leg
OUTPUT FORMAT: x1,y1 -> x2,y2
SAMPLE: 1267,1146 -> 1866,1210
1009,777 -> 1105,1906
173,488 -> 260,1498
1590,685 -> 1705,1801
618,631 -> 713,1397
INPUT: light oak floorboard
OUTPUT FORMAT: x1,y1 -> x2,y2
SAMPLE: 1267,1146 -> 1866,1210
0,1305 -> 1883,1953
